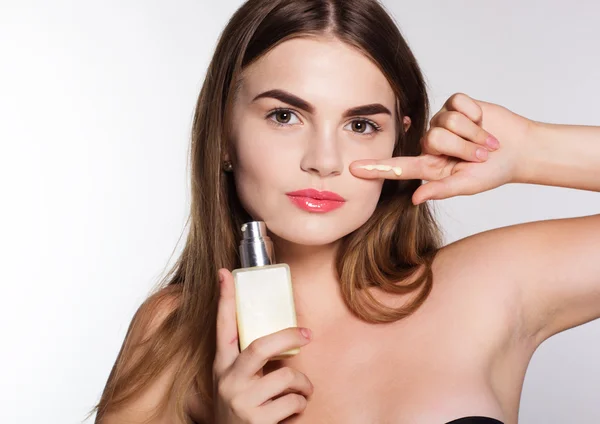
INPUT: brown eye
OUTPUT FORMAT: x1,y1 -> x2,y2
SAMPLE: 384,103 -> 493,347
352,121 -> 367,133
275,111 -> 292,124
344,119 -> 381,136
267,109 -> 301,126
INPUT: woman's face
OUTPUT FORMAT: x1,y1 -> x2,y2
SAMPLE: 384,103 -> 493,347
229,36 -> 409,246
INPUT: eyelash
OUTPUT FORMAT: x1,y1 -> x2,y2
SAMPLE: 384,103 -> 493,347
265,107 -> 383,135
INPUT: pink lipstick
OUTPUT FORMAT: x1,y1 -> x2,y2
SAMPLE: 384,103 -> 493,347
286,189 -> 346,213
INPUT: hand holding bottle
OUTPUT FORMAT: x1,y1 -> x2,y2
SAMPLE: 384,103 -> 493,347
213,268 -> 314,424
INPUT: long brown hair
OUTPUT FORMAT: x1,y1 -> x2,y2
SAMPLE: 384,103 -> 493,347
90,0 -> 441,422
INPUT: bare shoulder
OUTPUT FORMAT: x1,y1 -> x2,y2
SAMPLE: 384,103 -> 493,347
136,284 -> 183,335
120,284 -> 183,352
97,285 -> 185,424
432,224 -> 520,295
144,286 -> 211,423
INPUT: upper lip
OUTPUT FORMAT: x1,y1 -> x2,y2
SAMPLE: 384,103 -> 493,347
286,189 -> 346,202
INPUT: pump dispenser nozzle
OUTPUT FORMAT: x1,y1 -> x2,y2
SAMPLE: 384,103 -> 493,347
240,221 -> 275,267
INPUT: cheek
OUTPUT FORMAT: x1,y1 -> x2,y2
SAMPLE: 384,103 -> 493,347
343,141 -> 391,225
233,140 -> 293,219
351,178 -> 385,219
351,134 -> 396,160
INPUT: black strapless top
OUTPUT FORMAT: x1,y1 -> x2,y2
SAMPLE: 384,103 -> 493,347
446,417 -> 503,424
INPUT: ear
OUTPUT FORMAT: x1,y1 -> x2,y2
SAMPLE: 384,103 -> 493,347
402,116 -> 411,133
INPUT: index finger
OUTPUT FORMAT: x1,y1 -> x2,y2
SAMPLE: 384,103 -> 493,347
234,327 -> 311,378
349,156 -> 428,181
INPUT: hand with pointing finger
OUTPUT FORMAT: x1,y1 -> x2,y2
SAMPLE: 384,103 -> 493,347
350,93 -> 535,205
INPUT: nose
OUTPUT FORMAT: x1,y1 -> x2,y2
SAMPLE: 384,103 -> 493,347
299,127 -> 343,178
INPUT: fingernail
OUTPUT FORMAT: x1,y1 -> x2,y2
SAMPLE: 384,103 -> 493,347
476,148 -> 488,161
486,135 -> 500,150
300,328 -> 312,340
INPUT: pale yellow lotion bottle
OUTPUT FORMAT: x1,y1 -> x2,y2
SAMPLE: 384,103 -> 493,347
232,221 -> 299,360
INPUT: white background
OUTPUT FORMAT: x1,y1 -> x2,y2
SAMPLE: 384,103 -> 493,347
1,1 -> 599,423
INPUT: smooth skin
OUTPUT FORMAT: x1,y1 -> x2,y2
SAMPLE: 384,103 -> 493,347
99,37 -> 599,424
213,92 -> 600,423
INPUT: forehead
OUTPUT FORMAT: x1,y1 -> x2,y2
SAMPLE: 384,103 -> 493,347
237,36 -> 396,111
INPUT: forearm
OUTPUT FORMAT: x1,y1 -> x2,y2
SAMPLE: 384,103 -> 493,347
516,122 -> 600,191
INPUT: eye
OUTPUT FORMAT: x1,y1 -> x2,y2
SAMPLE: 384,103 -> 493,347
265,108 -> 382,136
266,108 -> 302,127
343,119 -> 382,135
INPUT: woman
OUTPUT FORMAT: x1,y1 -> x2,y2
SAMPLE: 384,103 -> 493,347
91,0 -> 600,423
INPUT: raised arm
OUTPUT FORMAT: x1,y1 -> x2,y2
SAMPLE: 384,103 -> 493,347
517,122 -> 600,192
349,94 -> 600,345
450,211 -> 600,345
476,122 -> 600,343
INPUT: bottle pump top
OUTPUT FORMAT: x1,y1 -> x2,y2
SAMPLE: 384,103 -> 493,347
240,221 -> 275,268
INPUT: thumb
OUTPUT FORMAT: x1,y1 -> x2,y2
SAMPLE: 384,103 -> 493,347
214,268 -> 240,375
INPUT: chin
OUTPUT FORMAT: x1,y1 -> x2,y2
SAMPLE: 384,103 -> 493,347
262,209 -> 374,247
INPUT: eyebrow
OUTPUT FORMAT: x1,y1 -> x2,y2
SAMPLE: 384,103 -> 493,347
251,89 -> 392,118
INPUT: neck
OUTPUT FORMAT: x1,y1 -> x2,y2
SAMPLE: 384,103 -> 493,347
270,236 -> 355,327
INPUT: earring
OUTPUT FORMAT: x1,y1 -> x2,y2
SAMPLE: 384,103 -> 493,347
222,160 -> 233,172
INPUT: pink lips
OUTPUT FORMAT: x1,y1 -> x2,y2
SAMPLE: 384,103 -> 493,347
286,189 -> 346,213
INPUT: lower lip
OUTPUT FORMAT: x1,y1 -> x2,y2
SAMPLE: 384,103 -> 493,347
287,196 -> 345,213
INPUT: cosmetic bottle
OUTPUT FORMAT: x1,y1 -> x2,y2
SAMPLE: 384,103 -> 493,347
232,221 -> 299,360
